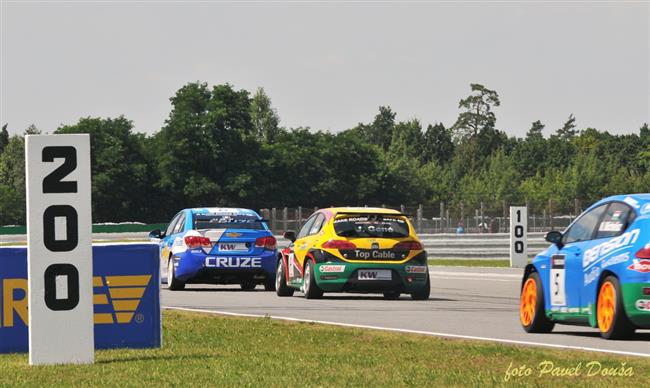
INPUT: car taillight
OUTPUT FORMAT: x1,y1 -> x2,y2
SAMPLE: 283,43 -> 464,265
184,236 -> 212,249
322,240 -> 357,250
393,241 -> 423,251
255,236 -> 277,250
636,245 -> 650,259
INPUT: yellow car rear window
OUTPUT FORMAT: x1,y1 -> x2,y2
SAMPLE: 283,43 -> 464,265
333,214 -> 410,238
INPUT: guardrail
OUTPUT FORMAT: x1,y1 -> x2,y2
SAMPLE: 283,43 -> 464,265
418,233 -> 547,259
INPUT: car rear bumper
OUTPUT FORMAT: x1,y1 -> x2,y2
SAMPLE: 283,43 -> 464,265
313,262 -> 428,294
174,249 -> 277,283
186,268 -> 271,284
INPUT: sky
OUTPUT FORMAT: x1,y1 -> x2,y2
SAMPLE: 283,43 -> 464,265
1,1 -> 649,138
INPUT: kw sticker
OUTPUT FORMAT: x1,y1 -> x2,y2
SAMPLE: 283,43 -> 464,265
0,275 -> 151,327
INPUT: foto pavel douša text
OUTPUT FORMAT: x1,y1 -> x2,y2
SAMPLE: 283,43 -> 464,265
504,361 -> 634,381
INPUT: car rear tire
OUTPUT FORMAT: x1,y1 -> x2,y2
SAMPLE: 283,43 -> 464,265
520,271 -> 554,333
597,276 -> 635,340
410,274 -> 430,300
276,257 -> 294,297
383,291 -> 401,300
264,276 -> 276,291
303,260 -> 323,299
240,280 -> 256,291
167,258 -> 185,291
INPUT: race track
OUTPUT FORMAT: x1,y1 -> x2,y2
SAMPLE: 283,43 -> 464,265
162,266 -> 650,357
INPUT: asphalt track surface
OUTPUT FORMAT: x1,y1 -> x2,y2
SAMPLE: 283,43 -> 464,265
162,266 -> 650,358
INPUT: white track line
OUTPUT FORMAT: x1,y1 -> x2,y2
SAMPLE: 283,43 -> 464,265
429,275 -> 517,283
164,306 -> 650,358
429,270 -> 521,279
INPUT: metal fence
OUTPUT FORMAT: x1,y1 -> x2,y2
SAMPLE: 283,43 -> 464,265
259,203 -> 579,235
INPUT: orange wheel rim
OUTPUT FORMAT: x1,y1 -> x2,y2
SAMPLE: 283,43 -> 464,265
597,281 -> 616,333
520,278 -> 537,326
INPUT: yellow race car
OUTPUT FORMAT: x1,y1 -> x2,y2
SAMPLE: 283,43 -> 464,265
276,207 -> 430,300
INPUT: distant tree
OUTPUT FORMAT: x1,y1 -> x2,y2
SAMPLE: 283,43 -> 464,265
256,128 -> 385,207
4,80 -> 645,224
574,127 -> 609,155
417,160 -> 455,205
641,123 -> 649,140
0,124 -> 8,153
452,83 -> 500,141
210,84 -> 253,137
475,127 -> 509,161
640,123 -> 650,148
363,106 -> 396,151
519,170 -> 573,214
379,155 -> 427,205
450,84 -> 503,172
250,87 -> 280,143
526,120 -> 545,141
513,121 -> 548,178
480,149 -> 521,209
0,135 -> 26,224
422,123 -> 454,164
56,116 -> 156,222
638,123 -> 650,172
154,82 -> 259,213
24,124 -> 41,135
546,117 -> 580,170
388,119 -> 423,160
555,114 -> 577,141
568,150 -> 610,205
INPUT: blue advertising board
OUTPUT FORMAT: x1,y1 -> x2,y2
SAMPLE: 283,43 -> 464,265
0,243 -> 161,353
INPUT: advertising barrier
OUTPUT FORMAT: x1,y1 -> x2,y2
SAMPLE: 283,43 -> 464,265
0,243 -> 161,353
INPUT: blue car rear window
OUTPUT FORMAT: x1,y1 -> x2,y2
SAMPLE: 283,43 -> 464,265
193,215 -> 265,230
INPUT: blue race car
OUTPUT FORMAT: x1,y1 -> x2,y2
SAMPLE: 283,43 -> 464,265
520,194 -> 650,339
149,208 -> 277,291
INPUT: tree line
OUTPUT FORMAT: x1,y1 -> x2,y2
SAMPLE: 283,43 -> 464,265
1,82 -> 648,225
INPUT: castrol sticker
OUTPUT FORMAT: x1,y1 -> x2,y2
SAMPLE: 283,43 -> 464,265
628,259 -> 650,273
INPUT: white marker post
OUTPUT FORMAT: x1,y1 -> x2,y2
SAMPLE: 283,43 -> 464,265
26,135 -> 94,365
509,206 -> 528,268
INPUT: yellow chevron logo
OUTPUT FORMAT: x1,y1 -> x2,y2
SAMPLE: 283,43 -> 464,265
93,275 -> 152,324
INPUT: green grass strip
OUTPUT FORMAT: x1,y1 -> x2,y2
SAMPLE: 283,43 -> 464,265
0,310 -> 647,386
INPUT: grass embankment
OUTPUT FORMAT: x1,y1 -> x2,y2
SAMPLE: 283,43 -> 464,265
0,223 -> 166,235
0,239 -> 149,247
1,310 -> 647,386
